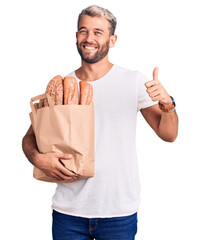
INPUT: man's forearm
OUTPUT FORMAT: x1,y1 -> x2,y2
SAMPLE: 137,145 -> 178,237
158,110 -> 178,142
22,133 -> 41,167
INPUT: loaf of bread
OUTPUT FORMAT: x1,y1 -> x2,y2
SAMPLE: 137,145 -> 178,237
34,75 -> 93,109
43,75 -> 63,106
79,81 -> 93,105
63,76 -> 79,105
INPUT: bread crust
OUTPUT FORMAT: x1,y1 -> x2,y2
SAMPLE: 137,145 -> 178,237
44,75 -> 63,106
80,81 -> 93,105
35,76 -> 94,108
63,76 -> 79,105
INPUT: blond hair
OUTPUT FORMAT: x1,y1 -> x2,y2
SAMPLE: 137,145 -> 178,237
77,5 -> 117,36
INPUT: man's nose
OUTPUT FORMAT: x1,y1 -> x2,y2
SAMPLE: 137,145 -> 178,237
85,31 -> 95,42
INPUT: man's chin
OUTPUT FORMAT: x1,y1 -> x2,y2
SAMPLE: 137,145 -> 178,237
82,58 -> 99,64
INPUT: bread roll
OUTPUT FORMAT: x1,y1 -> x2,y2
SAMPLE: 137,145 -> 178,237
79,81 -> 93,105
63,76 -> 79,105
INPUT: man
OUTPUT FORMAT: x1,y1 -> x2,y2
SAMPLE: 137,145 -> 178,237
22,5 -> 178,240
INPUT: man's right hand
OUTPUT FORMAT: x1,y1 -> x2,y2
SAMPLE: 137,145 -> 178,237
36,152 -> 78,181
22,125 -> 78,182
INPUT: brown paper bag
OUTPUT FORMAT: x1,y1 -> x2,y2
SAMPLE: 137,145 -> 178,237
29,93 -> 95,183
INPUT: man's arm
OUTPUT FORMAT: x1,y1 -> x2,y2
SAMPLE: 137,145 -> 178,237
22,125 -> 41,167
22,125 -> 78,181
140,67 -> 178,142
140,104 -> 178,142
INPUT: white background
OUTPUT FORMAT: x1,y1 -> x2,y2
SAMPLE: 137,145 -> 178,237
0,0 -> 199,239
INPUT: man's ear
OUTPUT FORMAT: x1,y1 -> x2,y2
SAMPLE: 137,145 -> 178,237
109,35 -> 117,48
76,32 -> 78,39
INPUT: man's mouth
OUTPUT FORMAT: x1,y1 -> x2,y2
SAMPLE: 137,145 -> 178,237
82,44 -> 98,50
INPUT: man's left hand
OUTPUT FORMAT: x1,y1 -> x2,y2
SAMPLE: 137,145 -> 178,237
145,67 -> 172,106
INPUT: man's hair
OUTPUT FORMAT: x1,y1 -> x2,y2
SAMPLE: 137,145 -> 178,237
77,5 -> 117,36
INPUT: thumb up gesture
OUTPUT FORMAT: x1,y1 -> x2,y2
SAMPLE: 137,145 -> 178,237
145,67 -> 172,106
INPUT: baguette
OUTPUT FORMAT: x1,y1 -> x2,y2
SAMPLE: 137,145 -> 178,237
35,75 -> 93,107
63,77 -> 79,105
79,81 -> 93,105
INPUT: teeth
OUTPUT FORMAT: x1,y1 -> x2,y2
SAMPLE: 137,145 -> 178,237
84,46 -> 96,50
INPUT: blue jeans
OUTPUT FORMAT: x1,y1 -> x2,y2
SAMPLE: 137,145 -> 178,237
52,210 -> 137,240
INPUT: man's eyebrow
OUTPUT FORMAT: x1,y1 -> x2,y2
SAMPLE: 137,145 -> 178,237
94,28 -> 104,32
78,27 -> 104,32
78,26 -> 87,31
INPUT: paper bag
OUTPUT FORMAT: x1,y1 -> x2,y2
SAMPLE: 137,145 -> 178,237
29,93 -> 95,183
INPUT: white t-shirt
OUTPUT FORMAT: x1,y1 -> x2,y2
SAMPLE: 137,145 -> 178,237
51,64 -> 157,218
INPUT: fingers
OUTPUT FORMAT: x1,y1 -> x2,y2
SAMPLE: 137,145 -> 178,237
145,80 -> 161,98
149,94 -> 161,102
153,66 -> 159,80
55,158 -> 77,176
145,81 -> 161,102
146,84 -> 160,101
48,152 -> 78,181
57,160 -> 77,175
145,67 -> 160,101
145,67 -> 159,88
41,152 -> 79,181
52,169 -> 78,181
147,89 -> 160,99
55,152 -> 73,159
53,162 -> 78,181
145,80 -> 159,89
145,67 -> 172,106
146,84 -> 157,93
56,153 -> 78,177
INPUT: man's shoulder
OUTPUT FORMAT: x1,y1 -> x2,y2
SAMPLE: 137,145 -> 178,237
115,64 -> 140,77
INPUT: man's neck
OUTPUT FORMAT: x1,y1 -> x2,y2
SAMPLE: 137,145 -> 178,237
75,58 -> 113,81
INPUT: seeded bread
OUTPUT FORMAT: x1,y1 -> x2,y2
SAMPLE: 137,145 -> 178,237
44,75 -> 63,106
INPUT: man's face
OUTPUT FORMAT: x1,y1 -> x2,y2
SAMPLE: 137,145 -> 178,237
76,15 -> 113,64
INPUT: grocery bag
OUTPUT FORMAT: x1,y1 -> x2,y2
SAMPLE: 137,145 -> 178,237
29,93 -> 95,183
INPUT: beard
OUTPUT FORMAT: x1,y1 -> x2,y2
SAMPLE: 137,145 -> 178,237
76,40 -> 110,64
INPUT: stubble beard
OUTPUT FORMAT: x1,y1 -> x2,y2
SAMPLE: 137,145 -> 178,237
76,40 -> 110,64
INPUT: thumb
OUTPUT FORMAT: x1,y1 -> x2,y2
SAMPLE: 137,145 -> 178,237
153,67 -> 159,80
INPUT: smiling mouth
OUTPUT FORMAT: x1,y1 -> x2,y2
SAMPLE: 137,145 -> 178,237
82,45 -> 98,50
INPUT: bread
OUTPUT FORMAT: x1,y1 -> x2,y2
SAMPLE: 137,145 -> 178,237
38,99 -> 44,108
79,81 -> 93,105
44,75 -> 63,106
33,102 -> 39,110
37,75 -> 93,107
63,77 -> 79,105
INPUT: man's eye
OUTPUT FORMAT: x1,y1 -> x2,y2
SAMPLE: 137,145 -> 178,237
95,32 -> 102,35
80,30 -> 87,34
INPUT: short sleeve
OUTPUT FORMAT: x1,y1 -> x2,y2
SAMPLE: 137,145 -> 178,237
137,71 -> 158,111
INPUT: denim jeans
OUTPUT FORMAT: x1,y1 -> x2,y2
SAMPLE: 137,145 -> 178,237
52,209 -> 137,240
